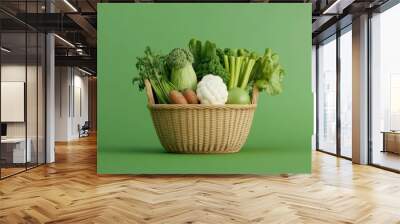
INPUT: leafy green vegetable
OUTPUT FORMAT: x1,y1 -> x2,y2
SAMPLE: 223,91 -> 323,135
251,48 -> 285,95
166,48 -> 197,91
188,39 -> 229,83
133,40 -> 285,106
133,47 -> 175,104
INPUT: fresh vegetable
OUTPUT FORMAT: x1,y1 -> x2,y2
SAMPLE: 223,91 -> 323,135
223,48 -> 258,90
133,40 -> 285,105
196,74 -> 228,105
222,49 -> 258,104
250,48 -> 285,95
227,87 -> 251,104
188,39 -> 229,83
133,47 -> 175,104
182,89 -> 199,104
169,90 -> 188,104
166,48 -> 197,91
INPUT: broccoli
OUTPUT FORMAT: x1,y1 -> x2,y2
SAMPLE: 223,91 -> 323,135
196,57 -> 229,83
166,48 -> 194,69
188,39 -> 229,83
166,48 -> 197,91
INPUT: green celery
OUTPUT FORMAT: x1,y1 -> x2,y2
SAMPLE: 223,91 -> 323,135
234,57 -> 243,88
229,56 -> 236,89
240,59 -> 256,89
224,55 -> 230,73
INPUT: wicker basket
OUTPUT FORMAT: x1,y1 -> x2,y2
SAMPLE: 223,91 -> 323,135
145,79 -> 259,153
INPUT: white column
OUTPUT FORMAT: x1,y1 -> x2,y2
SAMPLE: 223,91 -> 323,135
352,14 -> 369,164
46,32 -> 55,163
312,45 -> 317,150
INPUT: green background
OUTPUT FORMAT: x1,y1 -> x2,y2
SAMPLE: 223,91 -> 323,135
97,3 -> 312,174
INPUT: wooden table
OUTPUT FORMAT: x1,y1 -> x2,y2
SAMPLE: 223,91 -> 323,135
1,138 -> 31,164
382,131 -> 400,154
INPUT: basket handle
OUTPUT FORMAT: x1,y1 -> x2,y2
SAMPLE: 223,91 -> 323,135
144,79 -> 155,105
251,86 -> 259,105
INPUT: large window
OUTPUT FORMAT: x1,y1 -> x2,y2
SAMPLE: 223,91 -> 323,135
370,3 -> 400,171
340,28 -> 352,158
317,36 -> 337,154
317,26 -> 353,158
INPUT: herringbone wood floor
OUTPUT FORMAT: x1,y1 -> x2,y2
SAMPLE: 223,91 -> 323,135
1,135 -> 400,224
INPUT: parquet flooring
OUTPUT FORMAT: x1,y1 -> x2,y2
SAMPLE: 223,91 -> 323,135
1,134 -> 400,223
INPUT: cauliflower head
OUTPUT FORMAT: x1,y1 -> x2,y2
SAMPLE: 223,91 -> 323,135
196,74 -> 228,105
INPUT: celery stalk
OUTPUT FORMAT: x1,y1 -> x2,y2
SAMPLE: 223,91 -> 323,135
224,55 -> 230,73
239,58 -> 248,85
229,56 -> 236,89
240,59 -> 256,89
234,57 -> 243,88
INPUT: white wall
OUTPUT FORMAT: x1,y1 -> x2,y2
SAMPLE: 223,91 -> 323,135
1,65 -> 43,137
55,67 -> 89,141
55,67 -> 70,141
72,73 -> 89,138
1,64 -> 46,164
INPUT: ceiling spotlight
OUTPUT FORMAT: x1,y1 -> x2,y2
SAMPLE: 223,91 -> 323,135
63,0 -> 78,12
1,47 -> 11,53
54,34 -> 75,48
76,48 -> 84,55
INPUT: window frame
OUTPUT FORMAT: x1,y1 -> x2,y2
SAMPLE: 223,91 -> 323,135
316,24 -> 353,161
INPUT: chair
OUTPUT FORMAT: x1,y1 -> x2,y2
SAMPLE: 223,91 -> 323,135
78,121 -> 90,138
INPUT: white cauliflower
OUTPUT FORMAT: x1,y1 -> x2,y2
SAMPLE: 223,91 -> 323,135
196,75 -> 228,105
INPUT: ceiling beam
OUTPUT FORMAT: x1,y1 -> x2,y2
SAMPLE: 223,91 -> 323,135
55,55 -> 96,69
67,13 -> 97,46
322,0 -> 355,14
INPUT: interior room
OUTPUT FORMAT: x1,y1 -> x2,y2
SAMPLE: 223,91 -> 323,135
370,3 -> 400,171
0,0 -> 400,223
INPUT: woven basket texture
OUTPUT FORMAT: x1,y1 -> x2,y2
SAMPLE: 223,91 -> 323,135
145,80 -> 258,153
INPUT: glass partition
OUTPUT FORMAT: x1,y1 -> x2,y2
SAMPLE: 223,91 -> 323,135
0,2 -> 46,179
1,31 -> 28,177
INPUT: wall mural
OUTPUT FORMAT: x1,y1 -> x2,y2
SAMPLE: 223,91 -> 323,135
98,3 -> 312,174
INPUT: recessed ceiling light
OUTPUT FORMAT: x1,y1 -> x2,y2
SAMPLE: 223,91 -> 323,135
78,67 -> 93,76
1,47 -> 11,53
54,34 -> 75,48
